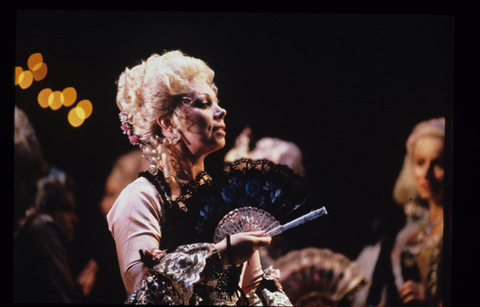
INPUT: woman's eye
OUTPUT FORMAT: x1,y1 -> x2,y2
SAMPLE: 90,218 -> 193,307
415,159 -> 425,167
193,99 -> 212,109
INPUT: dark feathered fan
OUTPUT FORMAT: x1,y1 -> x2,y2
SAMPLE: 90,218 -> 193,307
185,158 -> 312,241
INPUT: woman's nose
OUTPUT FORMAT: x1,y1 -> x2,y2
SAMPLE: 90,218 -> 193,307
425,162 -> 435,179
215,105 -> 227,120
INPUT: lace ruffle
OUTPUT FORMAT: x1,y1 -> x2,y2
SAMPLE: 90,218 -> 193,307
247,270 -> 293,306
127,243 -> 218,305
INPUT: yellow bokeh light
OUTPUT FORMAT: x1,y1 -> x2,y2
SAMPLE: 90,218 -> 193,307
32,62 -> 48,81
48,91 -> 64,110
76,99 -> 93,119
62,87 -> 77,107
75,106 -> 86,119
68,107 -> 84,127
15,67 -> 23,86
18,70 -> 34,89
27,53 -> 43,71
38,88 -> 53,108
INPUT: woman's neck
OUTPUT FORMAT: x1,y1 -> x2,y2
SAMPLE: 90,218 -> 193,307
428,199 -> 444,225
176,162 -> 205,182
172,150 -> 206,183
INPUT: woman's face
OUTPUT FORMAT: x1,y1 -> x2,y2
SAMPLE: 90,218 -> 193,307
412,135 -> 444,204
174,82 -> 227,157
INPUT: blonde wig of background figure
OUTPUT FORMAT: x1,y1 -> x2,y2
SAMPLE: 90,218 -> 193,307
224,127 -> 305,177
392,117 -> 445,223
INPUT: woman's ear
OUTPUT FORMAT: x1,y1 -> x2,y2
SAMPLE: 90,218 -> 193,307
157,116 -> 172,131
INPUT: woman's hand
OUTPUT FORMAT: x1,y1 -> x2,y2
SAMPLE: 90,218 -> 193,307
76,258 -> 99,297
215,231 -> 271,266
399,280 -> 426,304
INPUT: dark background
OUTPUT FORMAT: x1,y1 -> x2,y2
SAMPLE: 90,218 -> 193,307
13,8 -> 468,304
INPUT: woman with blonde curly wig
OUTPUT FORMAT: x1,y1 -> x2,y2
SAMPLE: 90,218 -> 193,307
107,50 -> 291,305
391,117 -> 445,307
358,117 -> 445,307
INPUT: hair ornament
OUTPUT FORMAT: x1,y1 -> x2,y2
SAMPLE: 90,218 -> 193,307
119,111 -> 140,146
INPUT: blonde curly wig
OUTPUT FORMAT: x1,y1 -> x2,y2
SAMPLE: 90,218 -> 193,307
116,50 -> 217,174
392,117 -> 445,220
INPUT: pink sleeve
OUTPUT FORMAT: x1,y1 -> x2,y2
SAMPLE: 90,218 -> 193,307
107,177 -> 164,295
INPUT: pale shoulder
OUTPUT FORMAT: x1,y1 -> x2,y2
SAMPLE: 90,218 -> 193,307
122,176 -> 158,195
107,176 -> 164,229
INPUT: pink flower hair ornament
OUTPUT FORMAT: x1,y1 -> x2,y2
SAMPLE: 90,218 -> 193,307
119,112 -> 140,146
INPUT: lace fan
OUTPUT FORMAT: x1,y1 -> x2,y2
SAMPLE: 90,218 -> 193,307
213,207 -> 280,243
213,206 -> 328,243
274,247 -> 369,307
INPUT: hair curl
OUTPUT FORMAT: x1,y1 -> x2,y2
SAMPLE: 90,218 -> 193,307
116,50 -> 217,170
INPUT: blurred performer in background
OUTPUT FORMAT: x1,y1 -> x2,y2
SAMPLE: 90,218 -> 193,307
14,106 -> 47,233
100,149 -> 150,216
354,117 -> 445,307
13,166 -> 86,303
224,126 -> 305,177
14,106 -> 98,303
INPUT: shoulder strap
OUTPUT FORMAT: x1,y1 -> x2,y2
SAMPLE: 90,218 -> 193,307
139,171 -> 175,210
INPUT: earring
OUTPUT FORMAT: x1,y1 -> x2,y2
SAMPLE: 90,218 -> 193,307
172,128 -> 180,145
149,164 -> 158,176
163,136 -> 172,146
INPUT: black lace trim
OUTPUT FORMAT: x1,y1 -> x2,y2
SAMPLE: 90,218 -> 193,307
222,157 -> 300,178
138,170 -> 214,251
139,170 -> 212,211
175,171 -> 213,208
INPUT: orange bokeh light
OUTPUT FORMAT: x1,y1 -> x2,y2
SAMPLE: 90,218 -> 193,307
18,70 -> 34,89
76,100 -> 93,119
68,107 -> 84,127
62,87 -> 77,107
14,67 -> 23,86
48,90 -> 64,110
27,53 -> 43,71
32,62 -> 48,81
37,88 -> 53,108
